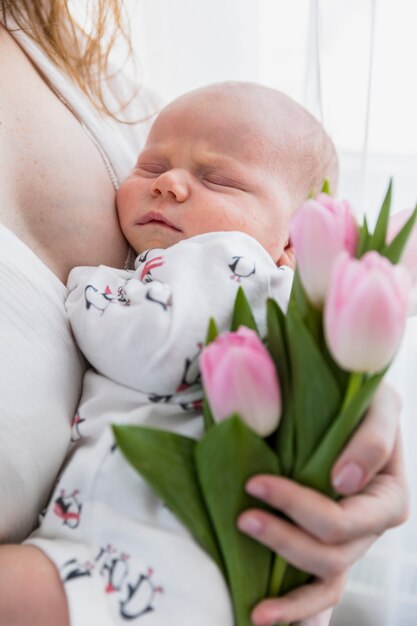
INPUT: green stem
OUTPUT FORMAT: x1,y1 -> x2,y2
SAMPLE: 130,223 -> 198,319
340,372 -> 363,413
306,303 -> 322,347
268,554 -> 287,596
268,557 -> 290,626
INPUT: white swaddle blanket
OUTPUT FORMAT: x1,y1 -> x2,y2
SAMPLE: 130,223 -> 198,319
0,26 -> 158,541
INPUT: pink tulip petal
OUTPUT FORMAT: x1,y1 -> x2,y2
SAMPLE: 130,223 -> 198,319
200,327 -> 281,437
290,195 -> 358,307
324,251 -> 409,372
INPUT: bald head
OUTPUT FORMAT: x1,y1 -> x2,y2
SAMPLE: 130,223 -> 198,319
125,82 -> 339,262
158,81 -> 338,211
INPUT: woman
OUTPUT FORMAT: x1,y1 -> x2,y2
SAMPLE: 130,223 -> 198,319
0,2 -> 409,625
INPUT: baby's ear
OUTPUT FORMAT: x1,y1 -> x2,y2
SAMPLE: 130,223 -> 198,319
277,240 -> 296,270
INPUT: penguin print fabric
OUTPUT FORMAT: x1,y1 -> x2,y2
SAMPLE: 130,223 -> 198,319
65,231 -> 292,395
25,231 -> 293,626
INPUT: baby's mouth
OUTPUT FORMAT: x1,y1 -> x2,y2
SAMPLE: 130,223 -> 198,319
137,211 -> 182,232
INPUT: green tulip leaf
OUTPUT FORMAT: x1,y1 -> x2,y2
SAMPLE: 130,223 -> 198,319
384,202 -> 417,264
205,317 -> 219,344
367,179 -> 392,253
288,269 -> 322,343
195,416 -> 280,626
296,370 -> 385,496
279,565 -> 311,597
286,308 -> 341,475
202,318 -> 219,431
230,286 -> 259,333
202,395 -> 215,431
266,298 -> 290,388
356,215 -> 371,259
288,268 -> 310,322
321,179 -> 331,195
112,425 -> 224,573
266,298 -> 294,476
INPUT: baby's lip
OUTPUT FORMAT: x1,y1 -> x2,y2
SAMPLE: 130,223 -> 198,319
137,211 -> 182,231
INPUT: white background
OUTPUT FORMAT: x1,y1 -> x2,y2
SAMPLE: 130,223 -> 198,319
124,0 -> 417,223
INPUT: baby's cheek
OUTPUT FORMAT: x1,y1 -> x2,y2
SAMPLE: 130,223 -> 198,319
115,184 -> 129,216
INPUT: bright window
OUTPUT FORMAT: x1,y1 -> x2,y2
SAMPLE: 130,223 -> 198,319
259,0 -> 417,156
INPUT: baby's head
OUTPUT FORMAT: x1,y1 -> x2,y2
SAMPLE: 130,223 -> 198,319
117,81 -> 338,264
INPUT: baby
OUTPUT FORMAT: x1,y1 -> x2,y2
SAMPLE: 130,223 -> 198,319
118,80 -> 337,265
2,82 -> 338,626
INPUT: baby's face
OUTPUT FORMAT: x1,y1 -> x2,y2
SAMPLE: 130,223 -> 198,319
117,93 -> 292,262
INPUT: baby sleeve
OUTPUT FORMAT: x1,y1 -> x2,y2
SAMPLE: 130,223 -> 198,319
66,263 -> 178,393
66,233 -> 293,397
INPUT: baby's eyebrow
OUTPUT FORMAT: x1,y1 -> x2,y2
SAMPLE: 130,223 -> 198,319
192,151 -> 242,170
136,145 -> 247,175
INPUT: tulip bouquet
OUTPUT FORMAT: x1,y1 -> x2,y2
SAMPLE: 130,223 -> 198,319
113,181 -> 417,626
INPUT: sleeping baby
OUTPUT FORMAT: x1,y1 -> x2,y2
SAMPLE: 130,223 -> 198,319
2,81 -> 338,626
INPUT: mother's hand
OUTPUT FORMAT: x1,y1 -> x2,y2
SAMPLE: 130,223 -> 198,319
237,382 -> 410,626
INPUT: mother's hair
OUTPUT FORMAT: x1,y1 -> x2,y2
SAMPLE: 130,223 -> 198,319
0,0 -> 136,118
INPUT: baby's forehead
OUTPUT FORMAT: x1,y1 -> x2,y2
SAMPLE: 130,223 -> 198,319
156,86 -> 295,132
149,89 -> 297,163
142,83 -> 337,202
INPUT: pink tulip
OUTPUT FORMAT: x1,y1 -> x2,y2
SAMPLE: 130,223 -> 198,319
324,251 -> 410,372
200,326 -> 281,437
290,193 -> 359,307
388,208 -> 417,314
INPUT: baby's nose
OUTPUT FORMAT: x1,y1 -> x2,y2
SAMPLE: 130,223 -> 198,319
150,169 -> 190,202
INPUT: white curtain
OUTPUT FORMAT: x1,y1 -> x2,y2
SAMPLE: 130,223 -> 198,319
129,0 -> 417,213
128,2 -> 417,623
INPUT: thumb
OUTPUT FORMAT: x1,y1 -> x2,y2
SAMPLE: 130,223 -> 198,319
331,382 -> 401,495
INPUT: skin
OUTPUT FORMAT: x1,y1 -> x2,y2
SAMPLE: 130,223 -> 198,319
117,85 -> 300,264
0,33 -> 409,625
243,383 -> 409,625
0,24 -> 128,283
0,545 -> 70,626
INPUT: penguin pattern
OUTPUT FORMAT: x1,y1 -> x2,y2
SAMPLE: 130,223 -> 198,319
29,232 -> 293,626
228,255 -> 256,282
53,489 -> 82,529
59,546 -> 163,622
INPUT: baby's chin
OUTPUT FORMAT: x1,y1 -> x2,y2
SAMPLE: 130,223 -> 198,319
131,230 -> 186,253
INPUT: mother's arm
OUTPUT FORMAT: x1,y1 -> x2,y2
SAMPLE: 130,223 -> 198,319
237,382 -> 408,626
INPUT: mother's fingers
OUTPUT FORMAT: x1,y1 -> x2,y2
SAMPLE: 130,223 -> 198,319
243,432 -> 409,544
244,475 -> 348,543
237,508 -> 374,578
250,575 -> 344,626
243,475 -> 386,545
240,382 -> 409,626
331,381 -> 401,494
341,433 -> 410,530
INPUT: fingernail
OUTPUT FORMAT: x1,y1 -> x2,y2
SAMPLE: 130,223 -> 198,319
246,479 -> 268,499
333,463 -> 365,494
251,606 -> 283,626
237,514 -> 265,536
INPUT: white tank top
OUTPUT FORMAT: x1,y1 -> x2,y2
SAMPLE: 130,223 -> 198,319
0,26 -> 158,541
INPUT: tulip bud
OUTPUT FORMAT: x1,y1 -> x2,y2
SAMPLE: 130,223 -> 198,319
200,326 -> 281,437
324,251 -> 410,372
290,194 -> 359,307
